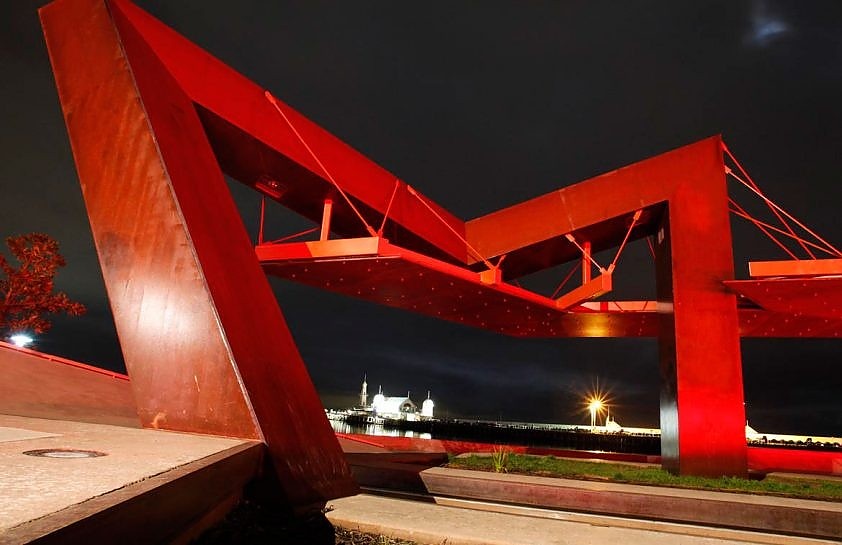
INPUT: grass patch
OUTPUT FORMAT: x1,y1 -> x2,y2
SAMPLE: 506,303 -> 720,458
448,454 -> 842,502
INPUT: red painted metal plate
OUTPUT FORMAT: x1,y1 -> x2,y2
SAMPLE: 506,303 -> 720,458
258,238 -> 657,338
725,277 -> 842,321
259,239 -> 842,338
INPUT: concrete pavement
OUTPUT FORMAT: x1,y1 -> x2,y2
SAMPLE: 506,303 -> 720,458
0,414 -> 260,543
327,493 -> 841,545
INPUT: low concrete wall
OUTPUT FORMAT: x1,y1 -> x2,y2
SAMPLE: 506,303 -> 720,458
420,467 -> 842,540
0,341 -> 138,427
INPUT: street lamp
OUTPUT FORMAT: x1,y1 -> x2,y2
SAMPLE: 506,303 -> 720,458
588,397 -> 604,428
9,333 -> 34,348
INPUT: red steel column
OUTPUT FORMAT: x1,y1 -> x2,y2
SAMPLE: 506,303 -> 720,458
40,0 -> 356,508
467,137 -> 747,476
655,149 -> 747,477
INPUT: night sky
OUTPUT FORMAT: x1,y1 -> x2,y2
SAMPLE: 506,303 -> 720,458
2,0 -> 841,435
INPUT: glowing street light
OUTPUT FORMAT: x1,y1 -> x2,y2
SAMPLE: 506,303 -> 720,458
9,333 -> 34,348
588,397 -> 604,428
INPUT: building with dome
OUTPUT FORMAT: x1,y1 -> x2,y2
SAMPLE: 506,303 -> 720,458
357,377 -> 435,421
421,393 -> 435,418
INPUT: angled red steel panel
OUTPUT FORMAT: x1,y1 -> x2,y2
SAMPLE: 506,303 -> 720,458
106,0 -> 470,266
42,0 -> 842,482
726,276 -> 842,321
466,137 -> 747,476
747,258 -> 842,278
258,240 -> 842,339
41,0 -> 356,508
258,239 -> 657,338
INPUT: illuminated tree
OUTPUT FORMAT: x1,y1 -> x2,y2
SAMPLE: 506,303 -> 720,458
0,233 -> 86,336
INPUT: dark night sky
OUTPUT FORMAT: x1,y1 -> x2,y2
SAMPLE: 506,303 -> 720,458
1,0 -> 841,435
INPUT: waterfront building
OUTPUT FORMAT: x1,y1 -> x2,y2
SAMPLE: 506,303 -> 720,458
357,378 -> 435,420
421,392 -> 435,418
359,375 -> 368,408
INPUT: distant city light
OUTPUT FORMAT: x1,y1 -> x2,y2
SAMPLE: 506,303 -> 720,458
9,333 -> 34,348
588,396 -> 605,428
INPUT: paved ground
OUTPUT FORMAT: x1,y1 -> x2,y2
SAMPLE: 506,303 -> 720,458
0,413 -> 248,533
2,416 -> 839,544
327,493 -> 840,545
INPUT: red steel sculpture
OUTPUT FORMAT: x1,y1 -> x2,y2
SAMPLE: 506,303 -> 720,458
41,0 -> 842,502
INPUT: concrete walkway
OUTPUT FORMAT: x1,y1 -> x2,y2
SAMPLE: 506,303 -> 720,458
327,493 -> 840,545
0,414 -> 250,537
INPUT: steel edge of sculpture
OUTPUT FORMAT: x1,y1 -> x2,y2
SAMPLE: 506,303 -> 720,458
39,0 -> 842,498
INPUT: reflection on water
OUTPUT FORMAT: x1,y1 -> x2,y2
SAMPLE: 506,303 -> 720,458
330,419 -> 431,440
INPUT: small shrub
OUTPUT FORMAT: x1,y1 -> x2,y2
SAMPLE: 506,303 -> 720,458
491,446 -> 511,473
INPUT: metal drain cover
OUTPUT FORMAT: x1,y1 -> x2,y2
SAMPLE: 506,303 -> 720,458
23,449 -> 106,458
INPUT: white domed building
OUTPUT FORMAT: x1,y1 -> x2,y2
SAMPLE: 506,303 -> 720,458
421,392 -> 435,418
360,380 -> 435,421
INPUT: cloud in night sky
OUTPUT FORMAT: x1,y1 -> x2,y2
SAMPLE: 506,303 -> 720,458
745,0 -> 791,48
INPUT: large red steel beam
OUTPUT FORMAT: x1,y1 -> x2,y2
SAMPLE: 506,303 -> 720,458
727,276 -> 842,322
40,0 -> 356,509
469,137 -> 747,476
258,241 -> 842,339
38,0 -> 767,479
102,0 -> 469,267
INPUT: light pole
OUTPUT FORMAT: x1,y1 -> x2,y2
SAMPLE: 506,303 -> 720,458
588,398 -> 603,429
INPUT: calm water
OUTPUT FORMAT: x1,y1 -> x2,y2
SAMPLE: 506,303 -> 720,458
329,420 -> 432,440
328,416 -> 663,455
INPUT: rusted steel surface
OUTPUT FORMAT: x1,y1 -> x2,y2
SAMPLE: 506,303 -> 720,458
727,277 -> 842,322
40,0 -> 260,441
39,0 -> 841,482
747,446 -> 842,476
104,0 -> 469,266
41,0 -> 356,507
258,238 -> 656,338
260,241 -> 841,338
268,138 -> 748,476
464,139 -> 723,276
737,308 -> 842,337
490,136 -> 748,476
262,136 -> 747,476
0,341 -> 138,427
748,258 -> 842,278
